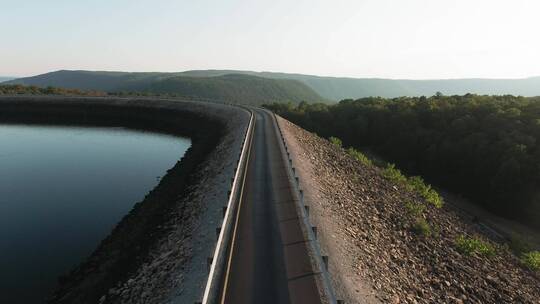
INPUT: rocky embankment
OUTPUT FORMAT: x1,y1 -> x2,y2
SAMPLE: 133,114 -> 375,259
277,116 -> 540,303
0,97 -> 250,304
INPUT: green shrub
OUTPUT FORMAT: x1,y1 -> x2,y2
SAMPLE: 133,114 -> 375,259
455,235 -> 496,257
521,251 -> 540,271
405,201 -> 425,217
408,176 -> 443,208
383,165 -> 443,208
412,218 -> 432,236
383,163 -> 408,183
329,136 -> 342,148
346,147 -> 372,165
424,188 -> 444,208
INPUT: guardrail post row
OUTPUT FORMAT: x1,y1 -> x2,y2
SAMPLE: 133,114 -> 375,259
201,109 -> 254,304
269,111 -> 338,304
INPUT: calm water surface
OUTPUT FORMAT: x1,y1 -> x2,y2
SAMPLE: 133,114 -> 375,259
0,124 -> 190,303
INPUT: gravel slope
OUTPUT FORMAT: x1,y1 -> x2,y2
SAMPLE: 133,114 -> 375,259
277,115 -> 540,304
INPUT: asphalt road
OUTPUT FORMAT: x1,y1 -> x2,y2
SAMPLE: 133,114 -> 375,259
220,109 -> 323,304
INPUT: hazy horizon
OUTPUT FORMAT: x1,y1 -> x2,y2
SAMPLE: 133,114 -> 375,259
2,0 -> 539,79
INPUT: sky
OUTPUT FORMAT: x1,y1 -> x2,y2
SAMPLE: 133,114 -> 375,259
1,0 -> 539,79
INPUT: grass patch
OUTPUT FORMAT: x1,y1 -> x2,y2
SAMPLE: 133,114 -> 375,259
456,235 -> 496,257
521,251 -> 540,271
405,201 -> 425,217
327,138 -> 443,209
383,164 -> 443,208
408,176 -> 444,208
412,218 -> 432,237
383,163 -> 408,183
329,136 -> 342,148
346,147 -> 372,166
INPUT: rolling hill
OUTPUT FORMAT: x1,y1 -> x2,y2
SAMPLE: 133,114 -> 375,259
5,70 -> 540,101
3,70 -> 323,105
178,70 -> 540,100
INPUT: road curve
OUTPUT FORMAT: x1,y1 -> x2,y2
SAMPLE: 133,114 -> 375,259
219,108 -> 323,304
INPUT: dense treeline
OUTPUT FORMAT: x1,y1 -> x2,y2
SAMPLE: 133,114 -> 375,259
265,94 -> 540,229
0,84 -> 228,101
0,84 -> 107,96
0,84 -> 223,101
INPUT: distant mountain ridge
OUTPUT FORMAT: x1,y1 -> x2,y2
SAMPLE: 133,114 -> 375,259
179,70 -> 540,100
4,70 -> 540,101
3,71 -> 323,105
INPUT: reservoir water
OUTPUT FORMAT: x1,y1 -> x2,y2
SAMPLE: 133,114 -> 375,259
0,124 -> 191,303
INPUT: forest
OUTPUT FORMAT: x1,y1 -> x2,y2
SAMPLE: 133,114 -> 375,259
0,84 -> 106,96
265,94 -> 540,229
